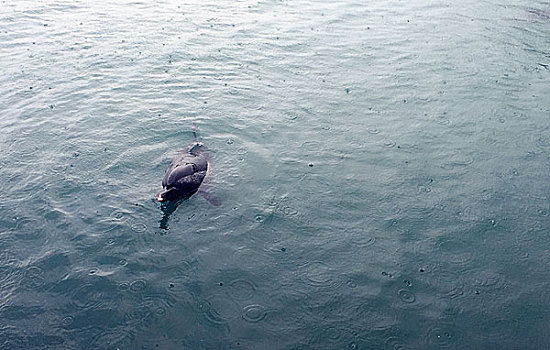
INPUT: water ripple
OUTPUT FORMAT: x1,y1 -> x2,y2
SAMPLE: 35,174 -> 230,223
345,227 -> 377,247
366,127 -> 381,134
242,304 -> 267,323
71,283 -> 111,310
239,206 -> 273,228
384,335 -> 410,350
467,269 -> 508,295
227,279 -> 257,301
300,261 -> 337,288
397,289 -> 416,304
0,0 -> 548,347
130,222 -> 147,233
141,291 -> 177,318
425,325 -> 455,348
122,305 -> 152,327
86,328 -> 135,350
381,139 -> 397,148
61,315 -> 74,327
129,279 -> 148,293
0,329 -> 26,349
200,294 -> 241,325
20,266 -> 45,290
9,138 -> 40,157
300,140 -> 323,152
324,326 -> 343,342
435,238 -> 476,268
419,267 -> 465,300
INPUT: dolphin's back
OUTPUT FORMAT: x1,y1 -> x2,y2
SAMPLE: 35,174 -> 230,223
162,152 -> 208,194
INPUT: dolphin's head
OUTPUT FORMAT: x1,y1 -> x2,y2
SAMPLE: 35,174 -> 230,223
157,186 -> 198,202
157,187 -> 179,202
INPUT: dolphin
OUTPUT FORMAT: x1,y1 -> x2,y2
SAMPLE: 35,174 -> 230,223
157,140 -> 208,202
157,128 -> 220,230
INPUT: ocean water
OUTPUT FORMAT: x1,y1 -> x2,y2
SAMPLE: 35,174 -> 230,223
1,0 -> 549,348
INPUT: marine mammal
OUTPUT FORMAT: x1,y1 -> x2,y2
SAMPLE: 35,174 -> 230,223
157,133 -> 208,202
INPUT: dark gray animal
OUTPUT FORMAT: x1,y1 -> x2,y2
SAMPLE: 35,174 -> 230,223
157,134 -> 208,202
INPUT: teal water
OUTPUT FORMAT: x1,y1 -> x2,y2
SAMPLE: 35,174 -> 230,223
1,0 -> 549,348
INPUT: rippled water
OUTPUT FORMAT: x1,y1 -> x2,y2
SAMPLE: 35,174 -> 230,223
1,0 -> 549,348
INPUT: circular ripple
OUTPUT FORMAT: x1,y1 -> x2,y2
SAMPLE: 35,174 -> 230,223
122,305 -> 152,327
300,141 -> 322,152
20,266 -> 45,289
302,262 -> 334,287
284,112 -> 298,120
325,327 -> 343,342
71,283 -> 105,309
86,328 -> 134,350
201,294 -> 241,324
61,315 -> 74,327
9,138 -> 40,156
110,210 -> 127,221
346,227 -> 376,247
449,153 -> 474,166
426,326 -> 454,348
240,207 -> 272,227
367,127 -> 381,134
242,304 -> 267,323
436,238 -> 475,268
130,222 -> 147,233
118,282 -> 130,291
469,269 -> 507,292
49,163 -> 68,174
130,279 -> 147,292
381,139 -> 396,148
536,135 -> 550,148
286,166 -> 307,180
397,289 -> 416,303
154,306 -> 167,316
280,205 -> 298,217
140,292 -> 176,321
227,279 -> 257,301
384,335 -> 409,350
419,267 -> 464,299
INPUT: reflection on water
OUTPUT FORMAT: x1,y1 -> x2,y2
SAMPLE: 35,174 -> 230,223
159,197 -> 187,231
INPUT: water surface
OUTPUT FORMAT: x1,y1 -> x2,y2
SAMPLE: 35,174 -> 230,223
1,0 -> 549,348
